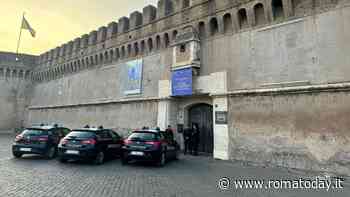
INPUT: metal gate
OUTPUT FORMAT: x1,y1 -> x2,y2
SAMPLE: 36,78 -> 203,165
188,104 -> 213,154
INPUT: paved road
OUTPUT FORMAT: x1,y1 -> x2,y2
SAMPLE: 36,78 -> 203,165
0,134 -> 349,197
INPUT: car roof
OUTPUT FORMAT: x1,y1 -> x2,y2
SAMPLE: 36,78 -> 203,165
73,128 -> 113,132
26,126 -> 56,130
133,129 -> 165,133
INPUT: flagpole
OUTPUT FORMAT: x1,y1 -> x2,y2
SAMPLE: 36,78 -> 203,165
15,12 -> 25,61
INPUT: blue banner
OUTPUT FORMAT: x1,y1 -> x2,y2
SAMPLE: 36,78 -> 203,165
172,68 -> 193,96
124,59 -> 143,95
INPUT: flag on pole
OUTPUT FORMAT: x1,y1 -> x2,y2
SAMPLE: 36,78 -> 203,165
21,16 -> 36,38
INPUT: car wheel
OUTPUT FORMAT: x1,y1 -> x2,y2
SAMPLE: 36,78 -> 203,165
157,152 -> 166,167
174,150 -> 180,160
59,158 -> 67,163
46,147 -> 56,159
121,157 -> 128,165
94,151 -> 105,165
13,152 -> 22,158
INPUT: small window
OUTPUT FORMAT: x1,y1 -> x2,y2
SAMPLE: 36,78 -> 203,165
180,44 -> 186,53
183,0 -> 190,8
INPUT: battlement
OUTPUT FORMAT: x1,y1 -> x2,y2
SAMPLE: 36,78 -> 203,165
0,51 -> 35,80
33,0 -> 344,82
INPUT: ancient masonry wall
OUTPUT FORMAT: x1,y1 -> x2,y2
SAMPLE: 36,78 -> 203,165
228,85 -> 350,175
0,52 -> 35,132
17,0 -> 350,174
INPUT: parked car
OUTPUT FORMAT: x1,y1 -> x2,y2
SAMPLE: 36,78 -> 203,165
12,125 -> 71,159
121,129 -> 180,166
57,128 -> 123,165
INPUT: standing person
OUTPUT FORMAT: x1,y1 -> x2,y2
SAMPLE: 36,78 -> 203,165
191,123 -> 200,156
165,125 -> 174,140
182,127 -> 192,155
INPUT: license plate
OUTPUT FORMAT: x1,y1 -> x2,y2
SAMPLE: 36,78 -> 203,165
66,150 -> 79,155
130,151 -> 144,156
20,148 -> 32,152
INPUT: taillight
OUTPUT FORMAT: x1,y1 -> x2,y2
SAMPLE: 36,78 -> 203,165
123,139 -> 132,145
81,139 -> 96,145
60,139 -> 68,145
145,141 -> 161,147
37,136 -> 49,142
15,134 -> 23,142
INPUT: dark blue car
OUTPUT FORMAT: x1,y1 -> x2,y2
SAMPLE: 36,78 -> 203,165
57,128 -> 123,165
12,126 -> 71,159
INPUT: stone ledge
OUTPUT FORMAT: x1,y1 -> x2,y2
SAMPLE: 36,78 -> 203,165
212,82 -> 350,97
28,96 -> 163,110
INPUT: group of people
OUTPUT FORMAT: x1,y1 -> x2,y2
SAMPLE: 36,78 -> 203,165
182,123 -> 200,156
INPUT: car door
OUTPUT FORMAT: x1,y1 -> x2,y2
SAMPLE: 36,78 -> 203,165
108,130 -> 123,156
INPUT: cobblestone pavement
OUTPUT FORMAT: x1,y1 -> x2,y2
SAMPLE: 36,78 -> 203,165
0,134 -> 349,197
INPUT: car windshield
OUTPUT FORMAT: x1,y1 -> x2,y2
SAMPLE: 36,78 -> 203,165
67,131 -> 96,138
128,132 -> 159,141
22,129 -> 47,136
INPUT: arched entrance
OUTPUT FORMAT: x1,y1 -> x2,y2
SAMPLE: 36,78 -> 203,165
188,103 -> 213,154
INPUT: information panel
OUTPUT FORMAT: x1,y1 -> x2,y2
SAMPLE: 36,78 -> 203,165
171,68 -> 192,96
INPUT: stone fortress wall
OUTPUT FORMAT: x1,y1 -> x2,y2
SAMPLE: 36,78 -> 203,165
0,52 -> 34,132
3,0 -> 350,174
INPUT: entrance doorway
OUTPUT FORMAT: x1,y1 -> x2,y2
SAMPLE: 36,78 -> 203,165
188,103 -> 213,154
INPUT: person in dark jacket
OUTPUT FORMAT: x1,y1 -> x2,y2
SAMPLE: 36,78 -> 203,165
182,127 -> 192,155
191,123 -> 200,156
165,125 -> 174,140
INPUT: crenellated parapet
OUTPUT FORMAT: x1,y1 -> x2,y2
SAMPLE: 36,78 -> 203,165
107,22 -> 118,39
33,0 -> 344,83
143,5 -> 157,24
0,52 -> 35,80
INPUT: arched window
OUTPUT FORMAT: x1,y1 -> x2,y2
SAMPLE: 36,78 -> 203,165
81,59 -> 85,69
121,46 -> 126,58
77,60 -> 81,70
134,42 -> 139,56
70,62 -> 74,72
99,53 -> 104,63
223,13 -> 233,33
238,8 -> 248,29
104,51 -> 109,63
19,70 -> 24,78
127,44 -> 132,57
272,0 -> 284,20
95,54 -> 99,65
13,69 -> 17,78
74,62 -> 77,72
148,38 -> 153,52
209,17 -> 219,36
115,48 -> 120,60
141,40 -> 146,54
164,33 -> 170,48
254,3 -> 266,26
90,56 -> 94,66
110,50 -> 114,61
198,21 -> 206,38
6,69 -> 10,78
183,0 -> 190,8
172,30 -> 178,41
156,35 -> 161,50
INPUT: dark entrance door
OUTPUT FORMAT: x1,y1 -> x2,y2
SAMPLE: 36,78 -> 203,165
188,104 -> 213,154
